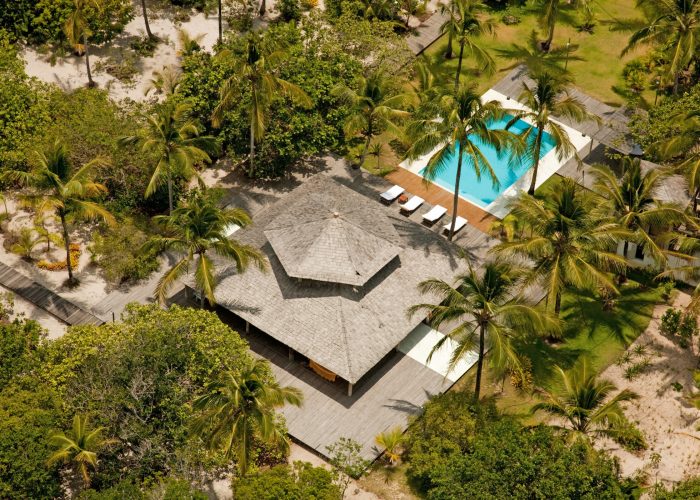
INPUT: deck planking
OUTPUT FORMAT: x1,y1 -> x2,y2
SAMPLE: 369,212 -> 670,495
386,166 -> 499,232
0,262 -> 103,326
167,293 -> 451,461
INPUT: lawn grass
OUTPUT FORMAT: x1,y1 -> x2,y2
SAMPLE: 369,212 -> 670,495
422,1 -> 650,106
453,276 -> 664,420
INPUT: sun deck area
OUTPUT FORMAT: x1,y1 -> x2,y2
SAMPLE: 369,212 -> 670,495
244,322 -> 451,460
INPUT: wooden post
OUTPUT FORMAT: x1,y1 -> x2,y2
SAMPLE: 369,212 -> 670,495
184,286 -> 191,300
347,382 -> 353,397
288,348 -> 294,361
245,321 -> 250,333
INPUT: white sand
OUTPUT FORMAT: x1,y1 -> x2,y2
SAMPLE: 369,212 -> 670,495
19,0 -> 301,102
22,4 -> 222,101
595,292 -> 700,487
0,285 -> 67,339
0,197 -> 110,311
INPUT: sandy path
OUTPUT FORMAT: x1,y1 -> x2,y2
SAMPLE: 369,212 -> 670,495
596,292 -> 700,487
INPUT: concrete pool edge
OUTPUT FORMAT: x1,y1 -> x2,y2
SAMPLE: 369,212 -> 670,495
399,89 -> 592,219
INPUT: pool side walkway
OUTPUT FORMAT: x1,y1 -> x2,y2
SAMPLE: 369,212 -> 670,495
386,166 -> 498,233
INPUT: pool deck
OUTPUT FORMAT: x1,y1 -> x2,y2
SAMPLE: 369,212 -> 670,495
386,167 -> 498,233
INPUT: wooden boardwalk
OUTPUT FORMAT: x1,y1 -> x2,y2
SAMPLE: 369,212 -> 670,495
386,167 -> 499,232
0,262 -> 103,326
406,12 -> 448,55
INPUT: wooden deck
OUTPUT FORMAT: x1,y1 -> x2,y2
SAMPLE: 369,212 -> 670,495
0,262 -> 103,326
167,293 -> 451,461
386,167 -> 499,233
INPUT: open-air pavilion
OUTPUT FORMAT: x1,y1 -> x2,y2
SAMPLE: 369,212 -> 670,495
184,173 -> 493,458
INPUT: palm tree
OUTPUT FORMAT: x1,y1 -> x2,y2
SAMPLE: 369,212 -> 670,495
374,427 -> 404,465
493,178 -> 627,316
506,71 -> 589,196
144,189 -> 266,306
119,101 -> 217,214
657,109 -> 700,212
64,0 -> 101,88
212,33 -> 311,177
409,260 -> 557,400
2,141 -> 115,284
47,414 -> 116,489
333,72 -> 410,168
440,0 -> 495,89
402,0 -> 426,28
406,84 -> 519,240
10,227 -> 41,260
532,359 -> 639,442
590,156 -> 693,265
497,30 -> 582,77
139,0 -> 156,40
191,359 -> 303,475
624,0 -> 700,94
537,0 -> 561,52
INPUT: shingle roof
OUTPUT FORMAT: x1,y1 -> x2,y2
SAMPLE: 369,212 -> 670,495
206,176 -> 467,384
264,188 -> 401,286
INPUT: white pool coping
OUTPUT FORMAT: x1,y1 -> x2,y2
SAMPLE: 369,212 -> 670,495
399,89 -> 591,218
398,323 -> 478,383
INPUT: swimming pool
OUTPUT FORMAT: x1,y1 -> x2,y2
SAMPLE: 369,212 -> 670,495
419,114 -> 557,209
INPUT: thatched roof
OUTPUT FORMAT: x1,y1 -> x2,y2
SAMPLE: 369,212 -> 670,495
264,189 -> 401,286
207,176 -> 480,384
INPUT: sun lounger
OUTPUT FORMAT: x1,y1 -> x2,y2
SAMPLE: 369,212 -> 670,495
399,195 -> 424,214
380,185 -> 404,203
443,216 -> 467,235
422,205 -> 447,224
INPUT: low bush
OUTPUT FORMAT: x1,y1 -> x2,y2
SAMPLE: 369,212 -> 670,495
88,220 -> 159,284
232,462 -> 340,500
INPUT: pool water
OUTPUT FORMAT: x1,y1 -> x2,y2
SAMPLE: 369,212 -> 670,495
420,114 -> 556,208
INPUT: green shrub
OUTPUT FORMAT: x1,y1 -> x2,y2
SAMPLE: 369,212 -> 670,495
233,462 -> 340,500
613,419 -> 647,452
279,0 -> 302,21
89,220 -> 160,284
660,307 -> 682,336
653,477 -> 700,499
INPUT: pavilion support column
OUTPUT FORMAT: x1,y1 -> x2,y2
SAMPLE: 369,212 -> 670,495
245,321 -> 250,333
347,382 -> 353,397
288,348 -> 294,361
185,287 -> 191,300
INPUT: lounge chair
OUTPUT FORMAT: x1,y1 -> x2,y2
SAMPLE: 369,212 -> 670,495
399,195 -> 424,214
443,216 -> 467,235
422,205 -> 447,224
380,185 -> 404,203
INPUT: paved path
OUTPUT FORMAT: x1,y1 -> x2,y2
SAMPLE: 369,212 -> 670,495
0,262 -> 103,326
406,12 -> 448,55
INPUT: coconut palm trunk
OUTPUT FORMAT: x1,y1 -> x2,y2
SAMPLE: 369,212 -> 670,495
445,12 -> 454,59
448,142 -> 464,241
249,119 -> 256,177
455,37 -> 466,90
59,211 -> 75,283
83,34 -> 94,87
218,0 -> 223,43
527,126 -> 544,195
259,0 -> 266,16
167,174 -> 174,214
140,0 -> 155,40
474,322 -> 486,400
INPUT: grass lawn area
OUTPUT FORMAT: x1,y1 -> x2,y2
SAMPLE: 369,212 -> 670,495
453,276 -> 665,420
422,1 -> 650,106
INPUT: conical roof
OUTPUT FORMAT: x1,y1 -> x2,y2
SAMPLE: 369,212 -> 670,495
264,185 -> 401,286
